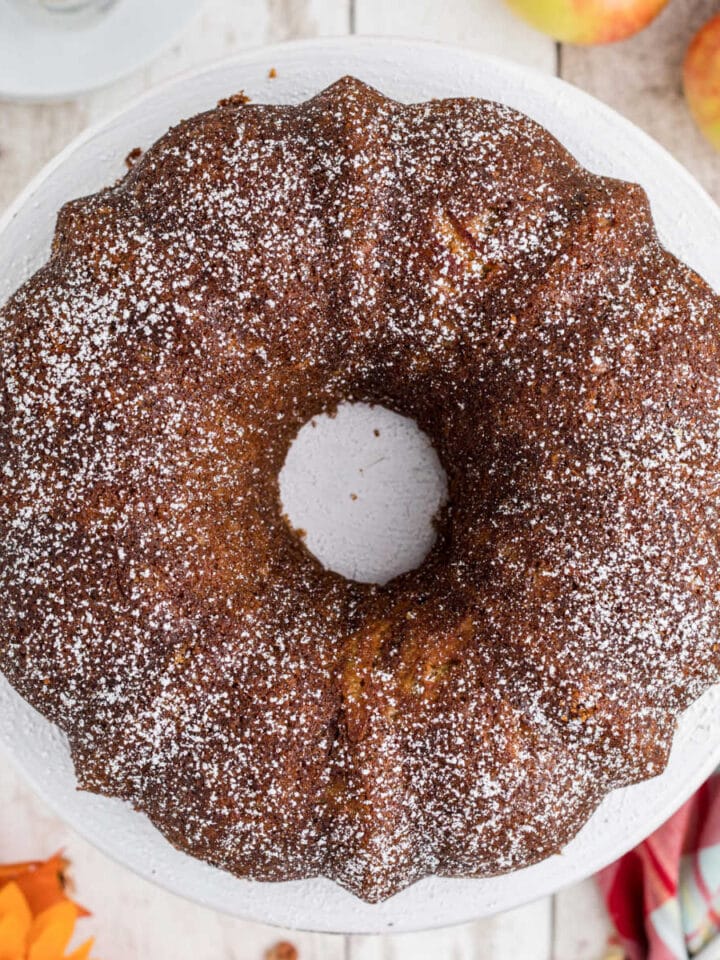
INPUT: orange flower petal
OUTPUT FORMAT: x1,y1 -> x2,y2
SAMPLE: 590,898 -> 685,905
0,855 -> 67,885
0,883 -> 32,934
28,902 -> 77,960
0,855 -> 88,920
0,883 -> 32,960
64,939 -> 94,960
0,911 -> 29,960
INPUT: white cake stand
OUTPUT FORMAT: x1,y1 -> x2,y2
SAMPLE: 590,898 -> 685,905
1,37 -> 720,934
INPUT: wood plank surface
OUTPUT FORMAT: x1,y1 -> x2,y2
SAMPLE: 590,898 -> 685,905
3,0 -> 712,956
559,0 -> 720,204
553,879 -> 615,960
354,0 -> 555,72
345,897 -> 553,960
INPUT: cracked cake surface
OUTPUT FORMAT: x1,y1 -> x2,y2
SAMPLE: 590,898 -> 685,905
1,77 -> 720,902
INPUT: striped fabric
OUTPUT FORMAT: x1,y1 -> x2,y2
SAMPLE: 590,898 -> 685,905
597,771 -> 720,959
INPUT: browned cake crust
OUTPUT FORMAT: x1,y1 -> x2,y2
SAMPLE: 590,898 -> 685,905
1,77 -> 720,902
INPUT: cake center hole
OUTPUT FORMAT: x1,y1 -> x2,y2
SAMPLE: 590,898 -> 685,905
279,402 -> 448,585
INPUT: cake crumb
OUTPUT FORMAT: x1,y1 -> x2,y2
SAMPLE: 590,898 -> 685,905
264,943 -> 298,960
218,91 -> 251,107
124,147 -> 143,169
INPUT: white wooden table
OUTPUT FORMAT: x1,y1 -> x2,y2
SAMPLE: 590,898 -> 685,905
1,1 -> 717,957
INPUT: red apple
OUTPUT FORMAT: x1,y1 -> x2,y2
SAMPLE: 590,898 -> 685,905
684,13 -> 720,151
506,0 -> 670,45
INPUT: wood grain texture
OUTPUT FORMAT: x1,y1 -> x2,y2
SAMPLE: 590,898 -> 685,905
553,879 -> 613,960
0,99 -> 86,214
354,0 -> 556,73
559,0 -> 720,204
345,898 -> 553,960
266,0 -> 349,40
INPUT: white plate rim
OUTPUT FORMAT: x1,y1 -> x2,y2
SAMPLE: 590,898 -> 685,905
1,35 -> 720,934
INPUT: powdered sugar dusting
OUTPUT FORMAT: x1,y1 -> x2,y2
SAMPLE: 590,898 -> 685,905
1,77 -> 719,902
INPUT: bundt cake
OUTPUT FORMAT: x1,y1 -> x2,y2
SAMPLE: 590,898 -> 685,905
1,77 -> 720,903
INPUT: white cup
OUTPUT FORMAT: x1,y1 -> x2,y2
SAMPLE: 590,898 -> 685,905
10,0 -> 117,22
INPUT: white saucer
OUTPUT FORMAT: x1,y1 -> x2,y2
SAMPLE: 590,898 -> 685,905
0,0 -> 203,101
1,37 -> 720,934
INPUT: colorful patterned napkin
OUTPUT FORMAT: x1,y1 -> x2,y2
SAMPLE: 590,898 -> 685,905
597,771 -> 720,959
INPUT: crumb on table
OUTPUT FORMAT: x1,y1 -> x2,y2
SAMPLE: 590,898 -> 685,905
217,90 -> 251,107
124,147 -> 143,169
264,943 -> 298,960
